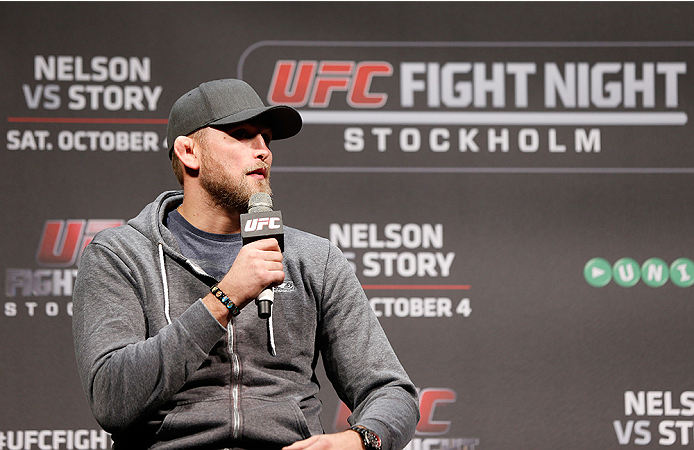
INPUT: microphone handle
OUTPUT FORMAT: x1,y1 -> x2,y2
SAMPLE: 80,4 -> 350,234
256,287 -> 273,319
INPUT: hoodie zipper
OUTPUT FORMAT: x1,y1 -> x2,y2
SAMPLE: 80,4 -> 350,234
228,320 -> 241,440
161,250 -> 243,441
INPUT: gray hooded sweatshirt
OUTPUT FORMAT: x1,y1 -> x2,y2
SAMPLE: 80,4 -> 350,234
72,191 -> 419,449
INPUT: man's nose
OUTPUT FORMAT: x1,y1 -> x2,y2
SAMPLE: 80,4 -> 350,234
251,133 -> 271,159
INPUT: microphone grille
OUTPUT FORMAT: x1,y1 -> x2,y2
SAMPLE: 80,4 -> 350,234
248,192 -> 273,213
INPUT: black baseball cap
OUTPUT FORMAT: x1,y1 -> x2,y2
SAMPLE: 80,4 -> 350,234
166,79 -> 302,158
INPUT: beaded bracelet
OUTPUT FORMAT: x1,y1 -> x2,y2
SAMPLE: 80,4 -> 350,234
210,284 -> 241,316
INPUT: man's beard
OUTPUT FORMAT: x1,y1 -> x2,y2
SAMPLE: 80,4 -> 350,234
199,157 -> 272,213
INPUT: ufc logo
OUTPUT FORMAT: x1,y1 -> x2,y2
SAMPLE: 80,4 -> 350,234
268,60 -> 393,108
333,387 -> 456,435
417,387 -> 456,435
36,219 -> 123,267
244,217 -> 281,232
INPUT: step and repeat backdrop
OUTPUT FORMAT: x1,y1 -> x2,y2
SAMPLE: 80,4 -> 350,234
2,2 -> 694,449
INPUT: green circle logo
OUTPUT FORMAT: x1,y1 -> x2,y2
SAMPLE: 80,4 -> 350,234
641,258 -> 669,288
613,258 -> 641,287
584,258 -> 612,287
670,258 -> 694,287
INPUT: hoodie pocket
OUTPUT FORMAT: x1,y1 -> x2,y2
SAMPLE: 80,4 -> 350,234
156,396 -> 230,442
241,397 -> 313,445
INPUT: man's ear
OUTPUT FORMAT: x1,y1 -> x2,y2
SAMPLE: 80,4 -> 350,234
172,136 -> 200,171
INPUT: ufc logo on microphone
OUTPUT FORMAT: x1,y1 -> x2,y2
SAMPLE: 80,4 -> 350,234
244,217 -> 281,232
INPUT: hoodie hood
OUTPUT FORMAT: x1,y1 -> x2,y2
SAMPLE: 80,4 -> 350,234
128,190 -> 183,250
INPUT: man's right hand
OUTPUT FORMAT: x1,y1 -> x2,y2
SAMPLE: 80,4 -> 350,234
203,238 -> 284,325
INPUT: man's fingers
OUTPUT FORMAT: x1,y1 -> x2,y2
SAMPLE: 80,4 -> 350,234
246,237 -> 282,252
282,435 -> 320,449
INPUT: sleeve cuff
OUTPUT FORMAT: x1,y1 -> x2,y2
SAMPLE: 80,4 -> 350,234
176,298 -> 227,354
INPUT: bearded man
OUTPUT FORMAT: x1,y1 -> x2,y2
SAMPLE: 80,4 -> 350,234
72,79 -> 419,450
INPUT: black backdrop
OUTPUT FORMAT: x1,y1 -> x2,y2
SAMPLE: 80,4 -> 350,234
2,2 -> 694,449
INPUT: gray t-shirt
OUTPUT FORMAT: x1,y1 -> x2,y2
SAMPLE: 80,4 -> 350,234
166,209 -> 242,281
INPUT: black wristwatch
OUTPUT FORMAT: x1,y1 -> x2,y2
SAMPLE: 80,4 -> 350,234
350,425 -> 382,450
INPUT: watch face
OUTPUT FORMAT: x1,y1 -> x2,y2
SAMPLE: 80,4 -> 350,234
363,429 -> 380,449
354,427 -> 381,450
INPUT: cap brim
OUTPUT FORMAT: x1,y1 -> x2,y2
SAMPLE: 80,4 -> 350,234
208,105 -> 302,140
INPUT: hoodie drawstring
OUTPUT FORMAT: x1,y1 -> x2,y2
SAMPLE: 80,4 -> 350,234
158,242 -> 172,325
157,242 -> 276,356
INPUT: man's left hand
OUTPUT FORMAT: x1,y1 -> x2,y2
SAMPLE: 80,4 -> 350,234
282,430 -> 363,450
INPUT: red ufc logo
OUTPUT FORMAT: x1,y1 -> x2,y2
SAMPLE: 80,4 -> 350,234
332,387 -> 456,435
268,60 -> 393,108
244,217 -> 281,232
36,219 -> 123,267
417,388 -> 456,435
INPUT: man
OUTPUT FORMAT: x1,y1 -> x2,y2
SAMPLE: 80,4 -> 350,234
72,79 -> 419,450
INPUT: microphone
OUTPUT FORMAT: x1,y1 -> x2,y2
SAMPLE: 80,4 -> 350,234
240,192 -> 284,319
